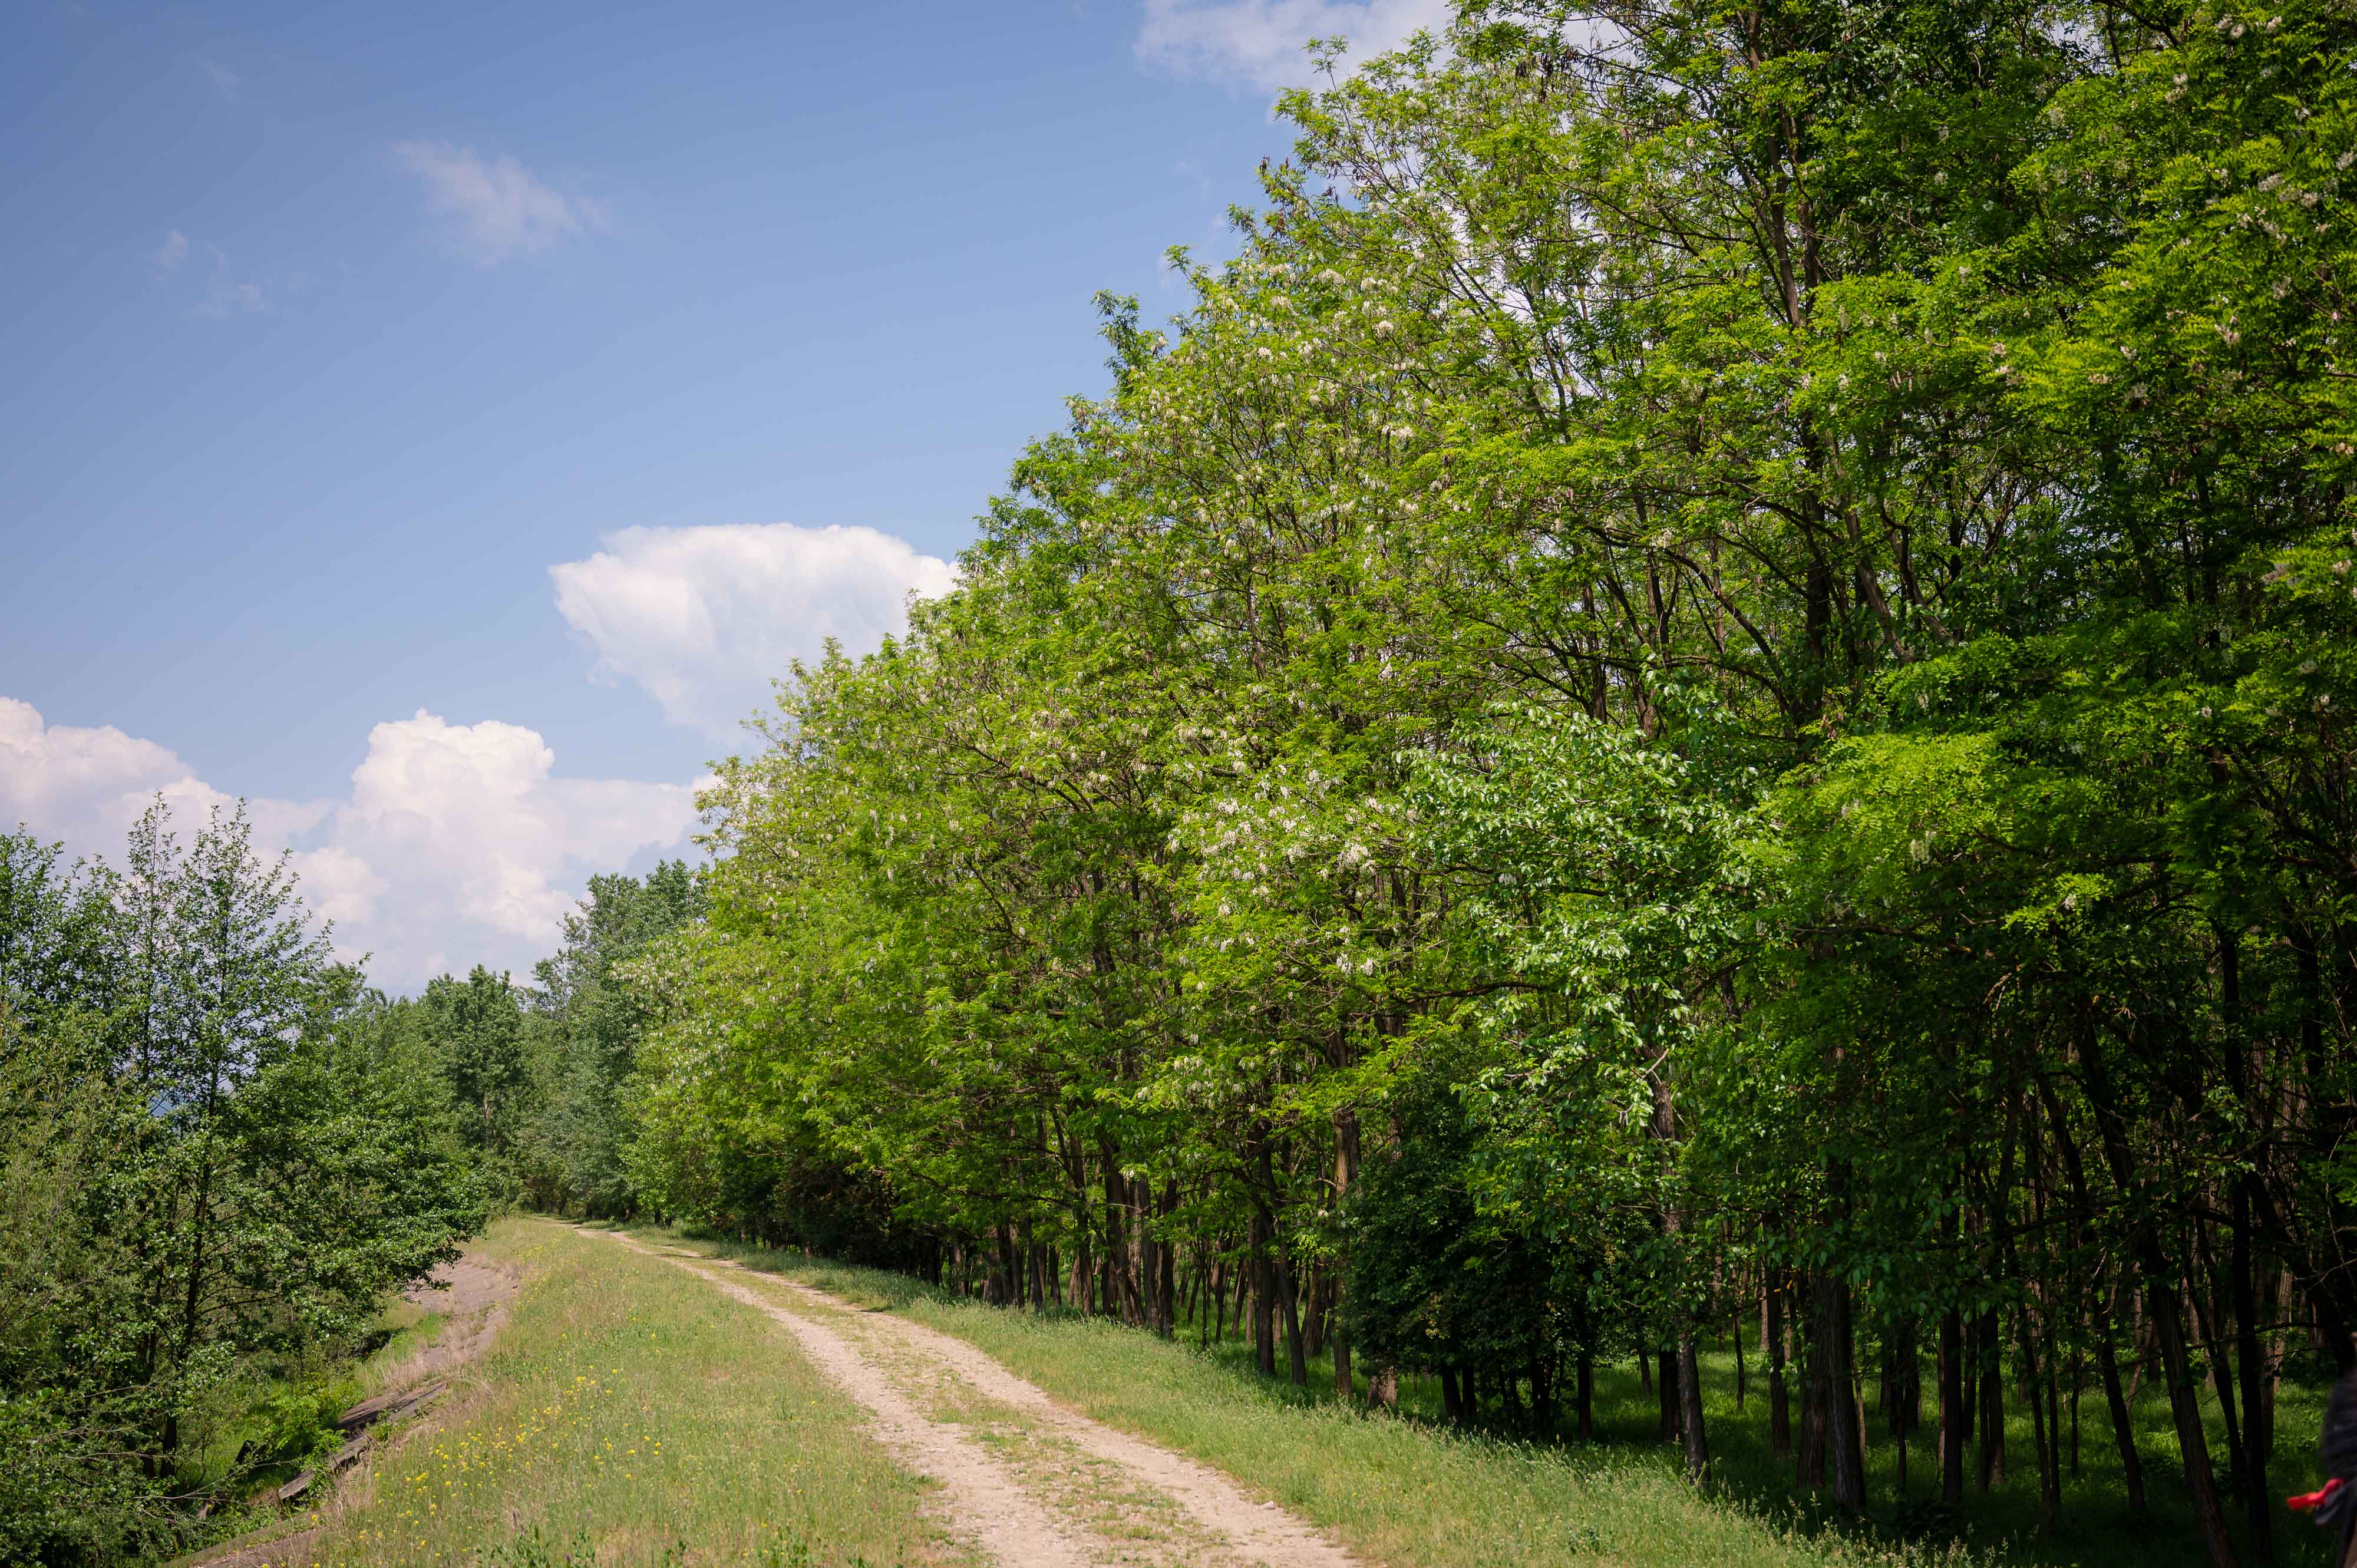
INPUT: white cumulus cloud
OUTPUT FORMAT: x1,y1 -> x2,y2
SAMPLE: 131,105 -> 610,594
154,230 -> 190,276
1137,0 -> 1454,90
392,141 -> 610,266
550,523 -> 957,742
312,711 -> 699,985
0,696 -> 327,854
0,698 -> 698,993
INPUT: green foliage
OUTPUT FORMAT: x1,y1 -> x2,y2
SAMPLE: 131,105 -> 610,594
330,863 -> 706,1224
552,2 -> 2357,1563
477,1524 -> 599,1568
0,804 -> 486,1562
526,863 -> 704,1218
425,966 -> 530,1163
1341,1068 -> 1600,1404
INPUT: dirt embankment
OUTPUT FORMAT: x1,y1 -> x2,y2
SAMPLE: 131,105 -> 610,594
189,1254 -> 517,1568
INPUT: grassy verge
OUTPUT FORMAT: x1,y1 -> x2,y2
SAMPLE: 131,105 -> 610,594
637,1227 -> 2334,1568
284,1218 -> 966,1568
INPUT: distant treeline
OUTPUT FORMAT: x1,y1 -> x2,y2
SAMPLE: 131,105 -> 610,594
361,860 -> 704,1222
592,6 -> 2357,1568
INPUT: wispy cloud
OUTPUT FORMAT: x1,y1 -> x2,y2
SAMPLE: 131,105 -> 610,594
192,243 -> 265,317
152,232 -> 266,317
195,55 -> 239,97
1136,0 -> 1453,91
392,141 -> 610,267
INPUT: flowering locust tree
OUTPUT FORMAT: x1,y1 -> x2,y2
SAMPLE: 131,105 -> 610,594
615,4 -> 2357,1564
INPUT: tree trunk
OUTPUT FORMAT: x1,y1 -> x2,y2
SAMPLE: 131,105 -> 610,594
1884,1317 -> 1920,1439
1734,1295 -> 1748,1412
1006,1226 -> 1022,1306
2083,1002 -> 2243,1568
2070,1341 -> 2083,1480
1332,1109 -> 1359,1399
1276,1243 -> 1309,1388
1249,1208 -> 1276,1377
2041,1072 -> 2145,1511
1768,1272 -> 1792,1457
2096,1270 -> 2148,1511
1254,1138 -> 1308,1387
1940,1306 -> 1967,1506
2150,1261 -> 2244,1568
2222,926 -> 2277,1565
1101,1147 -> 1135,1323
2019,1302 -> 2061,1534
1677,1328 -> 1709,1481
1128,1188 -> 1150,1322
1977,1310 -> 2005,1490
2233,1216 -> 2276,1566
1798,1296 -> 1828,1491
2293,925 -> 2357,1376
1816,1271 -> 1868,1511
2190,1254 -> 2246,1499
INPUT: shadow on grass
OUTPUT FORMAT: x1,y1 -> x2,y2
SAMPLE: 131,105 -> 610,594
624,1223 -> 2333,1568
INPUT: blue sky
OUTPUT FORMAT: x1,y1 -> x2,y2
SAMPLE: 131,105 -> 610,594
0,0 -> 1449,987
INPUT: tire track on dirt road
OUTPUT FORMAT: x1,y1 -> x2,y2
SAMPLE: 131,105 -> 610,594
608,1232 -> 1102,1567
604,1232 -> 1359,1568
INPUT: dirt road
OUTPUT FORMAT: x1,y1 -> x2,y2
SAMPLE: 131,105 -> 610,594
605,1232 -> 1360,1568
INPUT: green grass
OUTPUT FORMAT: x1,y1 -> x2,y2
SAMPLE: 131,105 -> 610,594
176,1290 -> 453,1514
635,1226 -> 2339,1568
286,1219 -> 968,1568
353,1296 -> 449,1395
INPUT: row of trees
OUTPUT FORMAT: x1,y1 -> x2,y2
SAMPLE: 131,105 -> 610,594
612,2 -> 2357,1565
0,790 -> 702,1565
0,806 -> 483,1564
358,863 -> 704,1220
